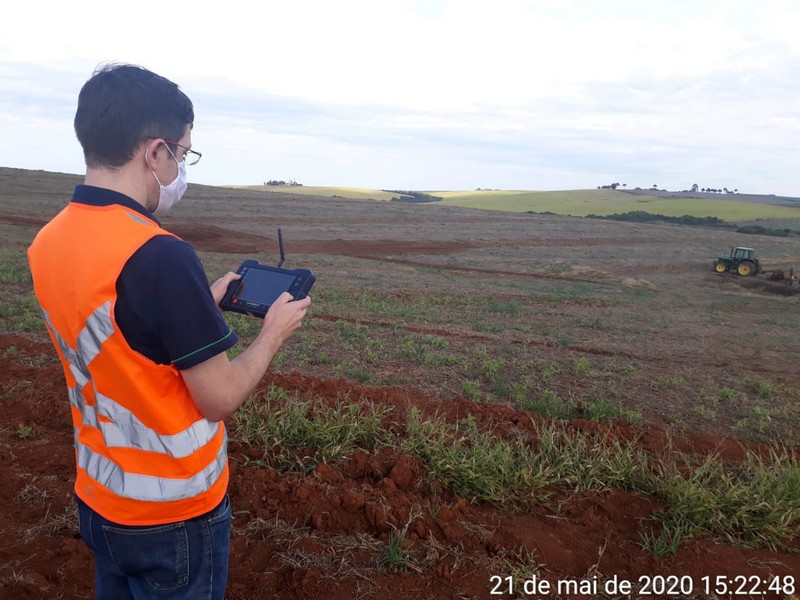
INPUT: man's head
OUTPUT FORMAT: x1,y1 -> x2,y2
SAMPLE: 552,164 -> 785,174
74,63 -> 194,169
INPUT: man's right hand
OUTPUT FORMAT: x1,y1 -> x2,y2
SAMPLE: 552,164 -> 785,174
260,292 -> 312,346
182,292 -> 312,422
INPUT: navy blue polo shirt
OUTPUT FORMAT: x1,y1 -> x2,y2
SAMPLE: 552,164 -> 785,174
72,185 -> 238,369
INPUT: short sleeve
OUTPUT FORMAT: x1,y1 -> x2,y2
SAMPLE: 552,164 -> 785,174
115,236 -> 239,369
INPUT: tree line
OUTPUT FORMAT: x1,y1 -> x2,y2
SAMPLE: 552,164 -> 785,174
263,179 -> 303,187
597,182 -> 740,194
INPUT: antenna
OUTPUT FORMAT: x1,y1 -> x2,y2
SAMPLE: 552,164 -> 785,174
276,228 -> 286,268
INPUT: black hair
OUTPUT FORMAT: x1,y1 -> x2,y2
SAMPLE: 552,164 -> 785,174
74,63 -> 194,168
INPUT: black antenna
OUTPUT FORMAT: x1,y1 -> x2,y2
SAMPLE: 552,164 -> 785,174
276,228 -> 286,268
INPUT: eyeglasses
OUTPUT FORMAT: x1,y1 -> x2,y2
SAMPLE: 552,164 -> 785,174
164,140 -> 202,166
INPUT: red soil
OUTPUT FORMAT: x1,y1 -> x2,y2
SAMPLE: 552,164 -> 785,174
1,332 -> 798,600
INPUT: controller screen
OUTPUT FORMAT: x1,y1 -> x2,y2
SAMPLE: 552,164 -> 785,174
234,269 -> 297,305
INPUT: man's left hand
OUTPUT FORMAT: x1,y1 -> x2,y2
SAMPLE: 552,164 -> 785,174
210,271 -> 241,306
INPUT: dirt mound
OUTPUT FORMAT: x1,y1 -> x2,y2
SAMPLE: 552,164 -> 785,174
1,333 -> 798,600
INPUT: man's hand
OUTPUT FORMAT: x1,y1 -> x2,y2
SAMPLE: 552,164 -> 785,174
181,291 -> 312,422
210,271 -> 241,306
261,292 -> 311,343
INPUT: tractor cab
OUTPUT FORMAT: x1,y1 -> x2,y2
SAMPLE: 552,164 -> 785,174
731,247 -> 755,261
713,246 -> 761,276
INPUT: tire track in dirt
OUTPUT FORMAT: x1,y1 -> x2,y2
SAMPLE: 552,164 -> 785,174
360,257 -> 613,285
315,312 -> 626,358
315,313 -> 799,379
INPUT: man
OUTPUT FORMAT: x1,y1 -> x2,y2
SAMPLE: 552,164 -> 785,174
27,63 -> 311,599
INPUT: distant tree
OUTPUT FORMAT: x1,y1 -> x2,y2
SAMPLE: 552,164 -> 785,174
622,183 -> 627,188
691,183 -> 699,192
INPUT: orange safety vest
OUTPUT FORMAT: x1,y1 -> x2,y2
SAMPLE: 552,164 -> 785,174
28,200 -> 228,526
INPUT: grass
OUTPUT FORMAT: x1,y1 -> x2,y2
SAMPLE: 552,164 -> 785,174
0,250 -> 42,334
397,334 -> 453,366
0,250 -> 32,285
230,391 -> 800,553
516,389 -> 642,425
4,226 -> 798,444
232,385 -> 390,472
639,521 -> 688,557
650,449 -> 800,551
201,236 -> 800,446
383,509 -> 423,573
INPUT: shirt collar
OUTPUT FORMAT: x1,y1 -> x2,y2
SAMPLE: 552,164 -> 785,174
71,185 -> 161,226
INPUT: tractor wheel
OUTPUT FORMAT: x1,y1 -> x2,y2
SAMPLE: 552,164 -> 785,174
737,261 -> 755,276
714,263 -> 728,273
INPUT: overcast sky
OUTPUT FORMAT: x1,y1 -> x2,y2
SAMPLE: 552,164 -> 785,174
1,0 -> 799,195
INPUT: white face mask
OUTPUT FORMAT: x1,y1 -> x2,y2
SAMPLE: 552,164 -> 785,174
150,146 -> 187,214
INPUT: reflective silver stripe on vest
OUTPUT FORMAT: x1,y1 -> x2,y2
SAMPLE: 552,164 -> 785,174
123,210 -> 153,226
76,432 -> 228,502
42,303 -> 226,500
94,389 -> 220,458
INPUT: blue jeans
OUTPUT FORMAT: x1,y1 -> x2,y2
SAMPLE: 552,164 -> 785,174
77,495 -> 232,600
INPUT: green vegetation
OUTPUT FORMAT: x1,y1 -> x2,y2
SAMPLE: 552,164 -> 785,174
397,334 -> 455,367
516,389 -> 642,425
231,394 -> 800,552
586,211 -> 729,227
639,522 -> 688,557
383,190 -> 443,203
383,512 -> 421,573
570,209 -> 798,235
0,250 -> 32,285
737,224 -> 792,237
232,386 -> 390,472
0,251 -> 42,334
16,423 -> 33,439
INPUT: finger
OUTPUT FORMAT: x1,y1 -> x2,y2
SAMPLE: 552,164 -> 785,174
214,272 -> 240,287
294,296 -> 312,308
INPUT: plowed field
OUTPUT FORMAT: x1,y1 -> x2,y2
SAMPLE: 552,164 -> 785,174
1,167 -> 799,599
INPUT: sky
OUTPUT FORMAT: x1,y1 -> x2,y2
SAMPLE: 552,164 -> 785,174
1,0 -> 799,195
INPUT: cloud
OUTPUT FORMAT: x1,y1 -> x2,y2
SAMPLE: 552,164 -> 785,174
1,0 -> 799,194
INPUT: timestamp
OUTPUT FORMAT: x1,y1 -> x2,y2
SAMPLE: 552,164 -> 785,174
701,575 -> 795,596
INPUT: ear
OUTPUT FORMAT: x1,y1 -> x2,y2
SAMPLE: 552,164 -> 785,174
142,138 -> 165,171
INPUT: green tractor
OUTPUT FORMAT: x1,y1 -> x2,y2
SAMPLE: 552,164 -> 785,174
713,246 -> 761,276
